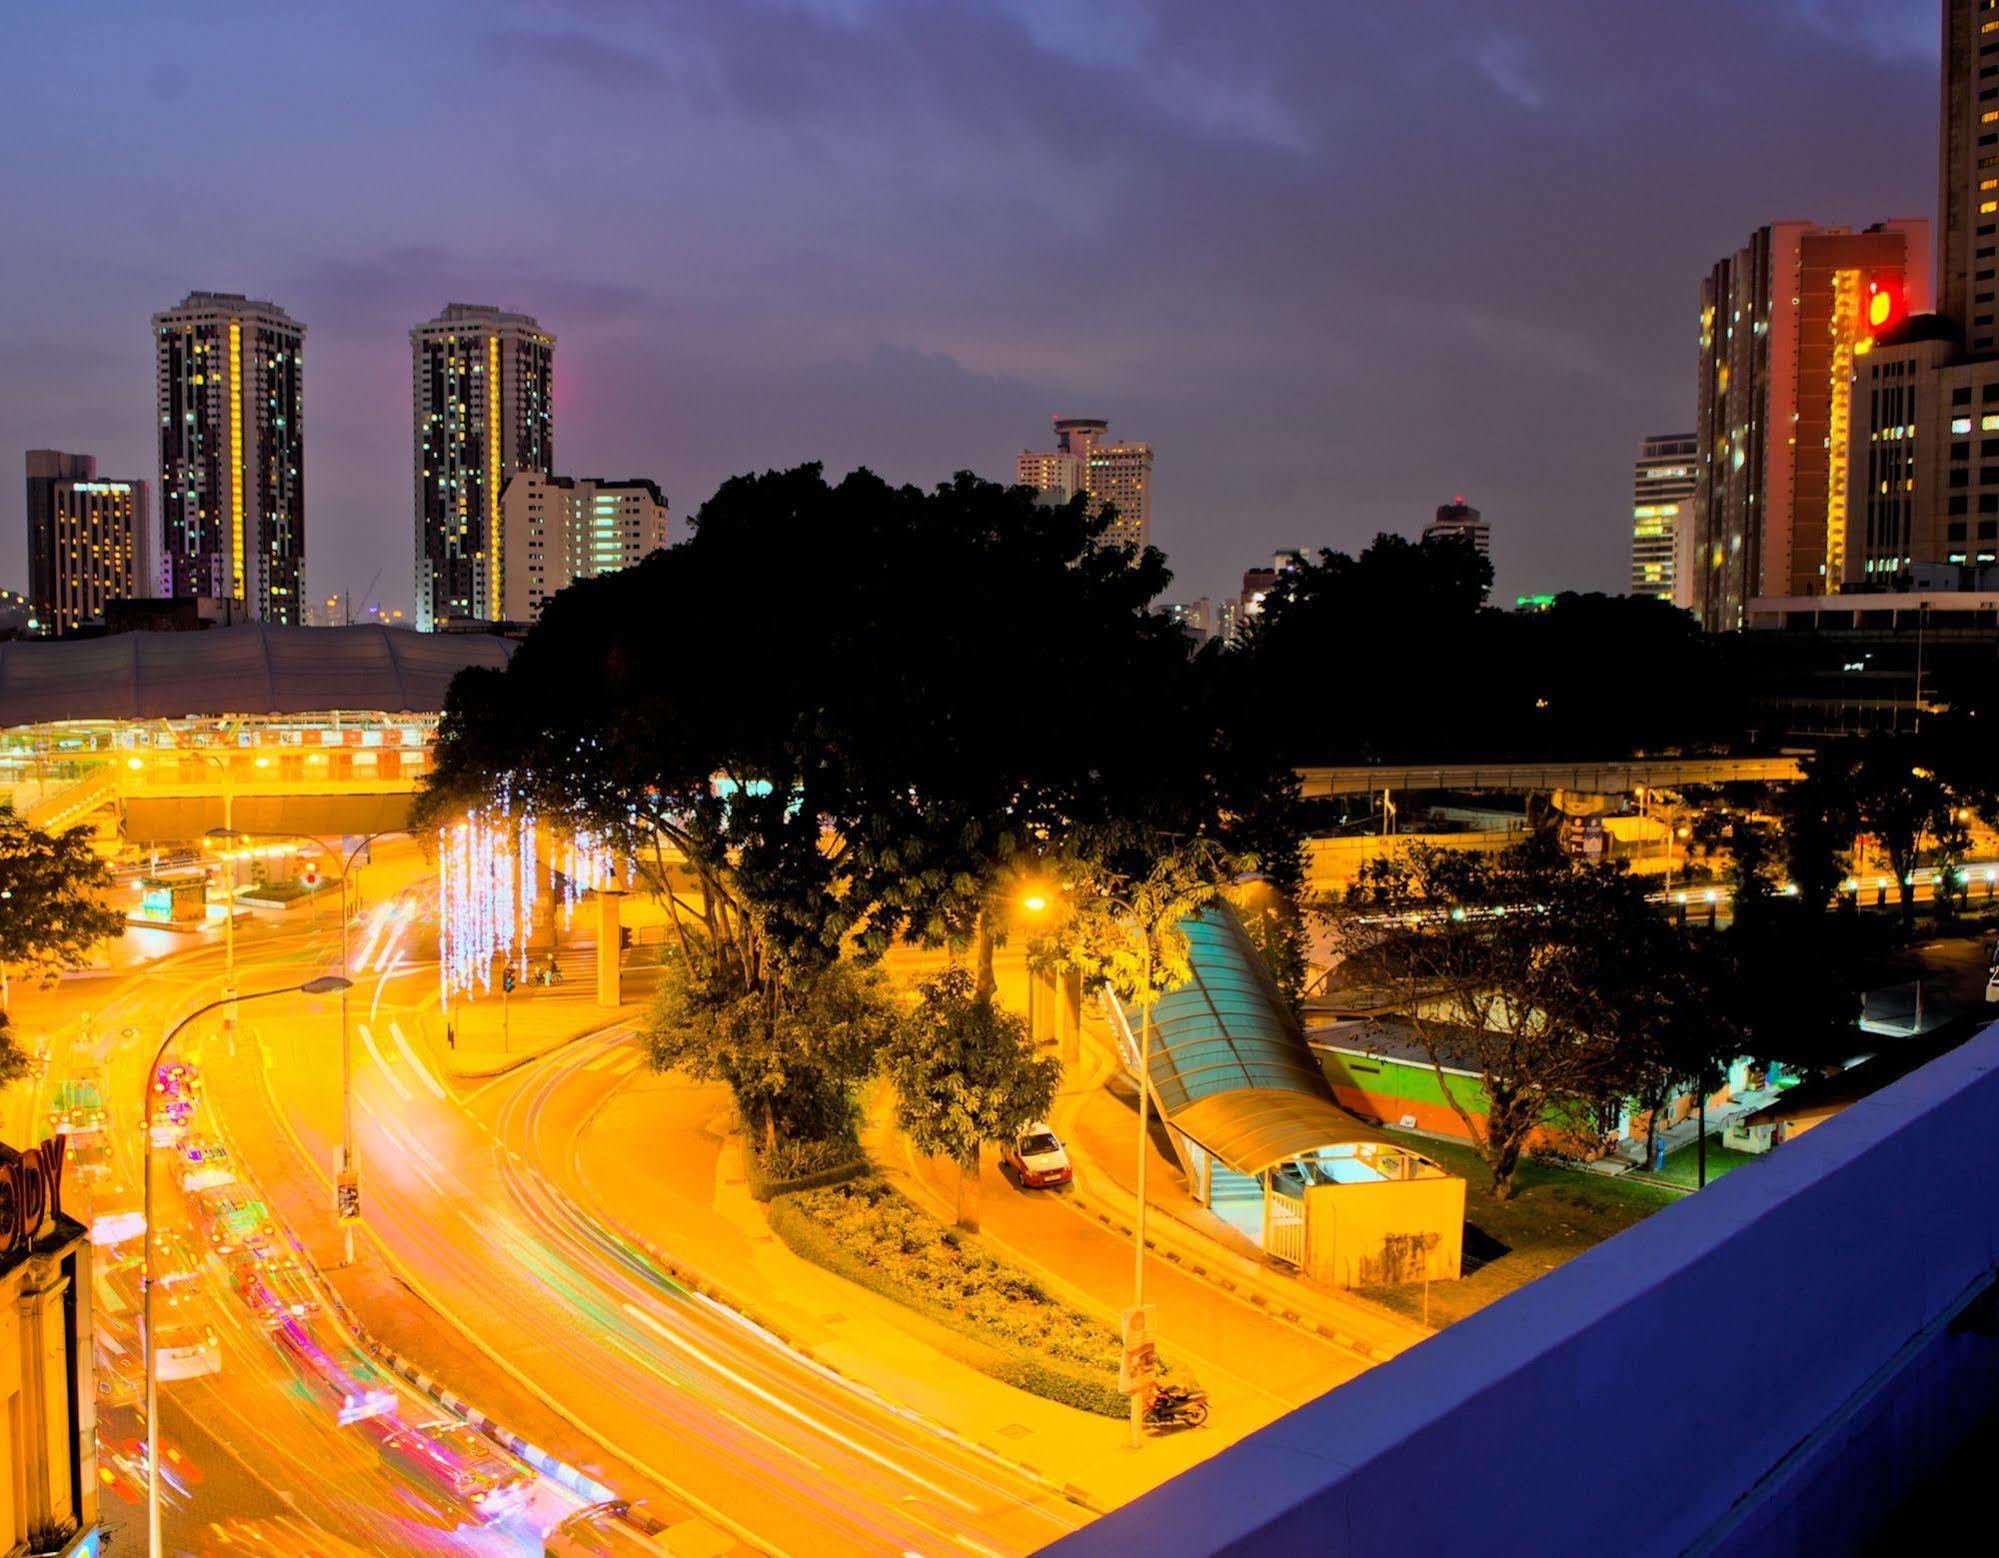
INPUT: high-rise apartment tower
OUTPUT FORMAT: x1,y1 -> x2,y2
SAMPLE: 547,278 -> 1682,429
411,304 -> 554,629
499,473 -> 667,622
1691,221 -> 1930,629
153,291 -> 306,621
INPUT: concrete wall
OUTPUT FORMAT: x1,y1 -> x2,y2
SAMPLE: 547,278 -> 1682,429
1304,1175 -> 1464,1287
1048,1023 -> 1999,1558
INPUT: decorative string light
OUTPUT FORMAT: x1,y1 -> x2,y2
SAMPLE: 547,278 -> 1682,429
438,789 -> 538,1004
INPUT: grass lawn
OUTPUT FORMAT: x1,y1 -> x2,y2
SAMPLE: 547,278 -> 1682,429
1359,1130 -> 1677,1329
1649,1136 -> 1760,1190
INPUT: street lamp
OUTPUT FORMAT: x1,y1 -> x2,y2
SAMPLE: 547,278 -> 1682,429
208,827 -> 394,1265
1022,882 -> 1157,1448
144,974 -> 350,1558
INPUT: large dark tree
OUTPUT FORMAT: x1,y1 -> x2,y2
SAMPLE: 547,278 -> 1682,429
421,465 -> 1289,1141
1327,838 -> 1680,1198
1233,537 -> 1737,766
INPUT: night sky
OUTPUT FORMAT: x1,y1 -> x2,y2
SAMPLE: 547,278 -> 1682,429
1,1 -> 1938,616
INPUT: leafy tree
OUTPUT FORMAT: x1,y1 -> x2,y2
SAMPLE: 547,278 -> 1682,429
643,950 -> 900,1158
1023,839 -> 1241,1012
422,465 -> 1285,1145
1840,736 -> 1968,930
1327,839 -> 1676,1199
0,806 -> 123,1082
884,968 -> 1061,1230
1233,539 -> 1735,765
1775,768 -> 1856,915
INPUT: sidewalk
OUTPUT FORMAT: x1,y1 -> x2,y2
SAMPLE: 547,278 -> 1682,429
565,1058 -> 1223,1513
400,949 -> 656,1078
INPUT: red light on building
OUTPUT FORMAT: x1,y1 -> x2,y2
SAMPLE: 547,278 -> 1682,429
1866,278 -> 1903,333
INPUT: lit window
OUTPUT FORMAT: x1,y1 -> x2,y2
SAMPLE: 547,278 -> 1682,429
1955,416 -> 1975,433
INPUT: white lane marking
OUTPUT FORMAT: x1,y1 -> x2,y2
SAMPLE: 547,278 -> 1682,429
389,1020 -> 447,1100
357,1023 -> 414,1102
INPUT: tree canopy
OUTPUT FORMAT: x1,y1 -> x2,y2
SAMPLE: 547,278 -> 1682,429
423,464 -> 1291,1144
1229,534 -> 1738,766
0,805 -> 123,1084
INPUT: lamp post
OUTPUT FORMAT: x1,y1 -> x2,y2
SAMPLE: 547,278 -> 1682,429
145,974 -> 350,1558
1023,882 -> 1158,1448
209,828 -> 392,1265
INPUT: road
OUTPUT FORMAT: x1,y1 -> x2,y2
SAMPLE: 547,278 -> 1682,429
8,918 -> 597,1555
160,893 -> 1090,1555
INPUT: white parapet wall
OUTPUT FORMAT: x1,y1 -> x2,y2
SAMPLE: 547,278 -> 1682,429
1049,1021 -> 1999,1557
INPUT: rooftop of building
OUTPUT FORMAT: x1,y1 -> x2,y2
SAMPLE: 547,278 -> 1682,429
153,291 -> 301,325
414,302 -> 551,336
0,624 -> 513,727
1871,310 -> 1962,349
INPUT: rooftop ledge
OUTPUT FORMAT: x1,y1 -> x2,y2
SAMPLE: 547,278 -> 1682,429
1047,1020 -> 1999,1557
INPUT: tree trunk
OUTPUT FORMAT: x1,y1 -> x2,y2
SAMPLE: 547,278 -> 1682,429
1485,1094 -> 1535,1201
957,1147 -> 983,1232
974,911 -> 998,1003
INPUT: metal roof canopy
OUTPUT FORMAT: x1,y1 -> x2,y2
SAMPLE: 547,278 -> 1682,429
0,625 -> 514,727
1127,906 -> 1389,1178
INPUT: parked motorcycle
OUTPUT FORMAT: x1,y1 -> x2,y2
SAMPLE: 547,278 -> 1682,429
1144,1382 -> 1210,1430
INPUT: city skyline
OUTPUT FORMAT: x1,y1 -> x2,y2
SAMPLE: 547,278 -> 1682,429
0,2 -> 1938,618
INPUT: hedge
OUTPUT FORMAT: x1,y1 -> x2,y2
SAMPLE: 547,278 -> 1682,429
741,1133 -> 871,1203
766,1179 -> 1134,1418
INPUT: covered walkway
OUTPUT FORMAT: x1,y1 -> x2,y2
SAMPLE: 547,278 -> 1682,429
1105,905 -> 1462,1285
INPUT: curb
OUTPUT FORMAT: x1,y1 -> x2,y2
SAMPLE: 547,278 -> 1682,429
347,1320 -> 619,1504
558,1043 -> 1105,1517
1058,1184 -> 1390,1362
1047,1041 -> 1400,1363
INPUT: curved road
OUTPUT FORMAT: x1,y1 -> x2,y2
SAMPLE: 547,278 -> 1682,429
247,923 -> 1088,1555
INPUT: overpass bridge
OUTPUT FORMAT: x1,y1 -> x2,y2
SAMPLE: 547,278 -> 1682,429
1296,755 -> 1804,799
0,624 -> 512,845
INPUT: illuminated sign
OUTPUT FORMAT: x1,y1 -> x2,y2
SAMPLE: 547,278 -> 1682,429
1865,276 -> 1904,337
0,1135 -> 69,1260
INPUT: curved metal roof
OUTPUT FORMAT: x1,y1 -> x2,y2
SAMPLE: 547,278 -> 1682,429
0,625 -> 514,726
1128,906 -> 1388,1177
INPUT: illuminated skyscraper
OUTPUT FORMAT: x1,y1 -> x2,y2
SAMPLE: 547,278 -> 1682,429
1940,1 -> 1999,354
411,304 -> 554,629
1016,416 -> 1152,550
24,451 -> 149,635
1629,435 -> 1696,603
153,291 -> 306,621
1691,221 -> 1928,629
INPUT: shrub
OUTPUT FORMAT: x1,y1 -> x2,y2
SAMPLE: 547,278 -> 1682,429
768,1178 -> 1146,1417
742,1130 -> 869,1202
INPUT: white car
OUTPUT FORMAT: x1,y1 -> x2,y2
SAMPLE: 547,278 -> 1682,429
155,1323 -> 221,1381
1003,1123 -> 1073,1190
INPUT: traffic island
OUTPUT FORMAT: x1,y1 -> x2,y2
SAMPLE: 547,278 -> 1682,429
765,1177 -> 1150,1418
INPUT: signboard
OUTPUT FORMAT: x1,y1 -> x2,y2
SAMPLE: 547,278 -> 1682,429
336,1171 -> 360,1224
1119,1304 -> 1157,1396
0,1135 -> 69,1260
